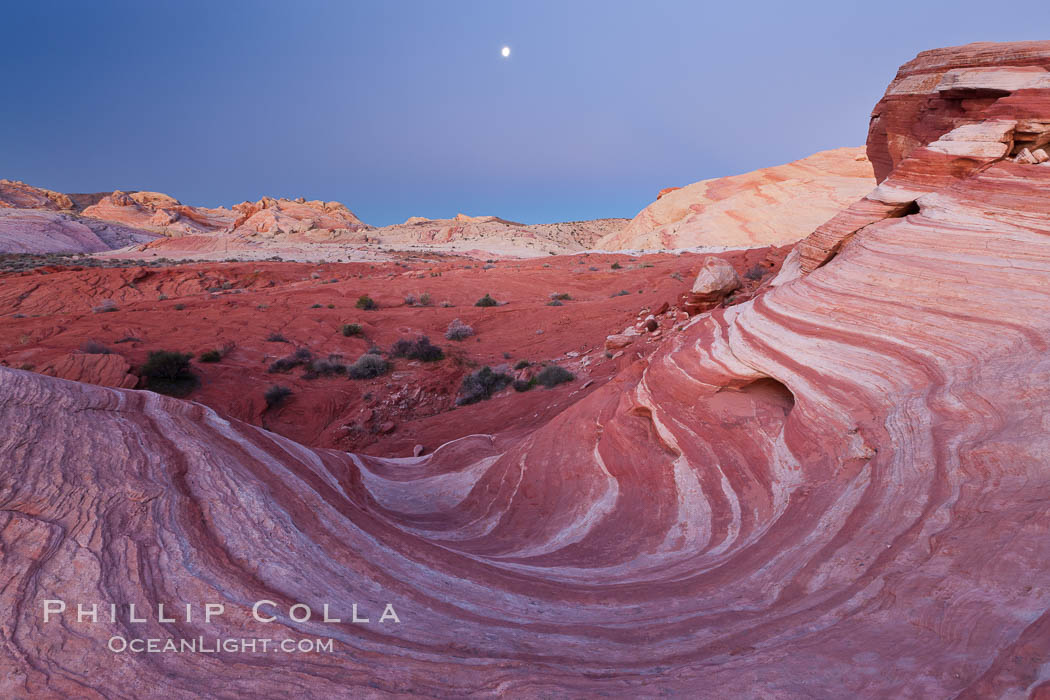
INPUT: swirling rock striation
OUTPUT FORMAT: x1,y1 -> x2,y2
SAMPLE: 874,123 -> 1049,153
4,41 -> 1050,698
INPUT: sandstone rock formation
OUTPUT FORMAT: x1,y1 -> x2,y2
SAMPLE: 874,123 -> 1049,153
37,351 -> 138,388
0,179 -> 74,210
3,41 -> 1050,698
798,41 -> 1050,272
683,255 -> 741,315
0,209 -> 159,254
369,215 -> 628,257
598,147 -> 875,250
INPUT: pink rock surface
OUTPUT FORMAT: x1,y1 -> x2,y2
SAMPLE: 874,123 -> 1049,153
0,209 -> 159,254
4,42 -> 1050,698
599,147 -> 875,250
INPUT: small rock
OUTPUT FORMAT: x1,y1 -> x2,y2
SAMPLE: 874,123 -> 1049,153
605,334 -> 634,350
1016,147 -> 1039,164
378,421 -> 396,434
413,444 -> 425,457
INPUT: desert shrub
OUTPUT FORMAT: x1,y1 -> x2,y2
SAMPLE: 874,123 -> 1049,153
311,303 -> 322,309
744,264 -> 766,281
474,294 -> 498,307
356,295 -> 377,310
611,262 -> 622,269
268,347 -> 313,373
611,290 -> 630,297
264,384 -> 292,408
341,323 -> 362,337
348,353 -> 389,379
92,299 -> 118,314
266,332 -> 289,343
513,378 -> 533,392
514,360 -> 530,370
419,293 -> 432,306
174,303 -> 186,310
390,336 -> 444,362
456,366 -> 512,405
304,354 -> 346,378
140,350 -> 197,396
199,349 -> 222,363
547,300 -> 563,306
535,365 -> 574,388
445,318 -> 474,341
550,292 -> 571,301
440,300 -> 453,308
404,294 -> 417,306
80,340 -> 112,355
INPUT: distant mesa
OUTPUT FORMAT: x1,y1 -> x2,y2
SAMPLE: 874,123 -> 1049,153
0,147 -> 876,258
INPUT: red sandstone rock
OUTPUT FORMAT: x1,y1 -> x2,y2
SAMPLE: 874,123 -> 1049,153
799,42 -> 1050,272
37,351 -> 138,388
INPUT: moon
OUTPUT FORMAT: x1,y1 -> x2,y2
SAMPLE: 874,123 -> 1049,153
501,46 -> 511,58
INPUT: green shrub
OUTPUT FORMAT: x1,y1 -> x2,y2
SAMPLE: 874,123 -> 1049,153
611,262 -> 622,270
514,360 -> 530,370
200,349 -> 222,363
341,323 -> 362,337
456,366 -> 512,405
348,353 -> 389,379
268,348 -> 312,373
267,332 -> 290,343
140,350 -> 197,396
304,355 -> 347,378
356,295 -> 377,310
264,385 -> 292,408
474,294 -> 498,307
512,378 -> 533,392
535,365 -> 574,388
445,319 -> 473,340
390,336 -> 444,362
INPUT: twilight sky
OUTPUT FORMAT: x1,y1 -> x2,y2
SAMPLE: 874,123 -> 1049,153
3,1 -> 1048,226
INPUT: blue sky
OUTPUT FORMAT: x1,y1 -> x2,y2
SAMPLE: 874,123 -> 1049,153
3,1 -> 1048,225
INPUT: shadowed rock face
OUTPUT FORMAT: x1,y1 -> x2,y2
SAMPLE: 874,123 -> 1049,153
4,41 -> 1050,698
